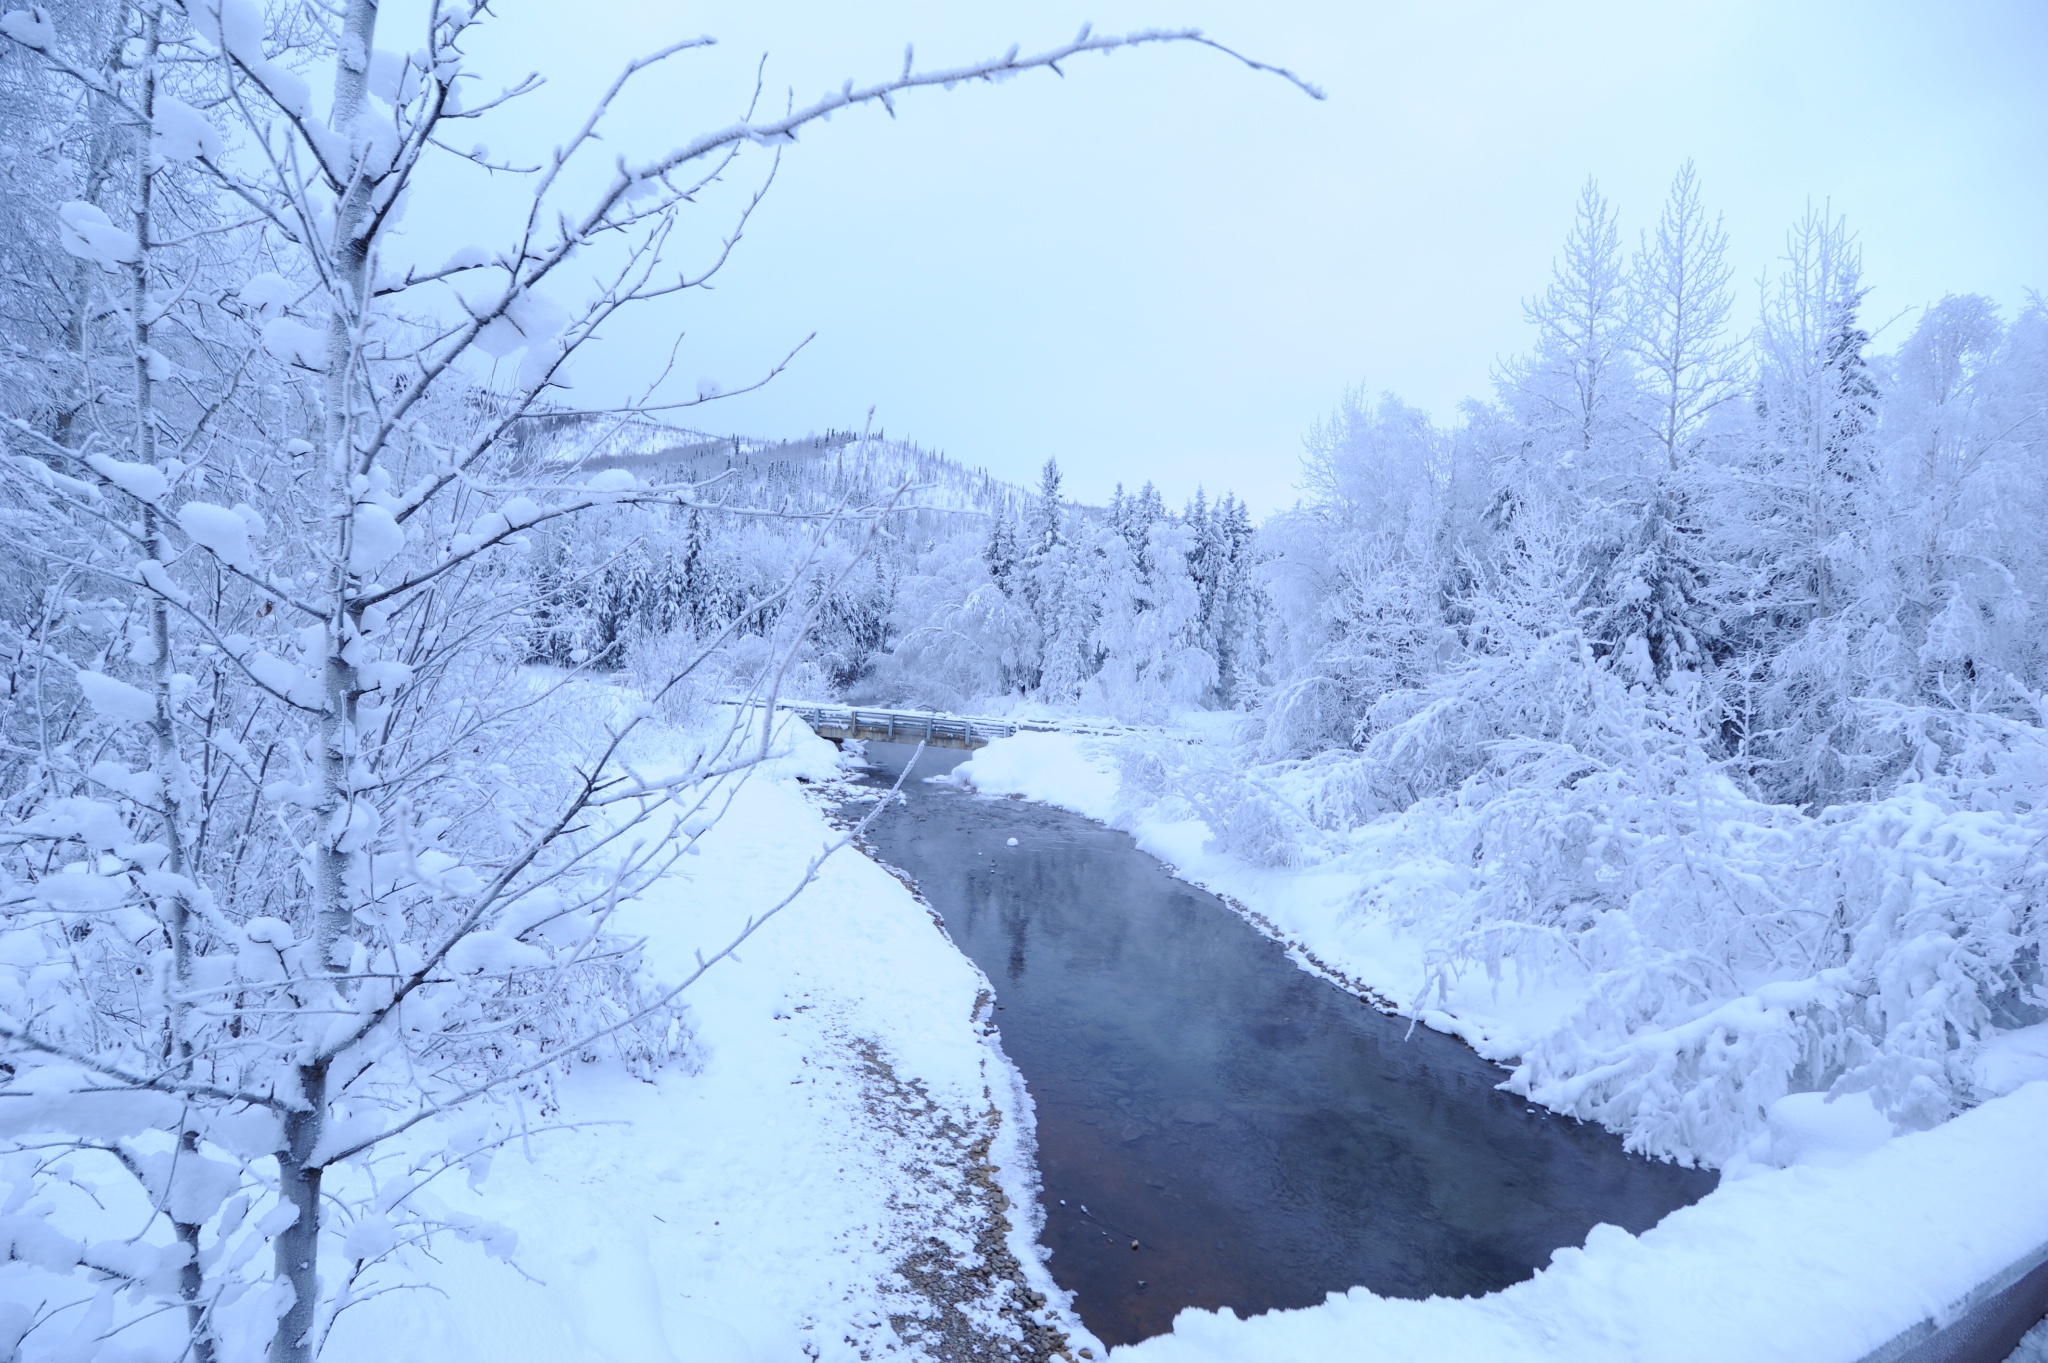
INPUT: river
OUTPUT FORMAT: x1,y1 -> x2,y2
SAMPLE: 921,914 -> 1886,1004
851,743 -> 1716,1346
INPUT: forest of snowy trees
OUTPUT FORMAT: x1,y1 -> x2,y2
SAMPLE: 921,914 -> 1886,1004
871,463 -> 1262,719
1254,167 -> 2048,800
514,438 -> 1264,723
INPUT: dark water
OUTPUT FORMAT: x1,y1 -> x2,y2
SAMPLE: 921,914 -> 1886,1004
852,744 -> 1716,1346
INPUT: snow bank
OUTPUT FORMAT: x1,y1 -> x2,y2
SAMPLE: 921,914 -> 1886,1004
1112,1082 -> 2048,1363
1978,1022 -> 2048,1098
949,728 -> 1120,821
324,723 -> 1084,1361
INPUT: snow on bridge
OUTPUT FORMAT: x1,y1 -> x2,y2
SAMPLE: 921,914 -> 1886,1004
761,700 -> 1142,751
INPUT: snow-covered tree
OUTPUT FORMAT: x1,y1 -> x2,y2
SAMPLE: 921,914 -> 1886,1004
1884,295 -> 2048,708
0,5 -> 1317,1357
1184,492 -> 1262,707
1629,161 -> 1742,469
1087,513 -> 1215,721
1731,205 -> 1892,801
1509,177 -> 1640,464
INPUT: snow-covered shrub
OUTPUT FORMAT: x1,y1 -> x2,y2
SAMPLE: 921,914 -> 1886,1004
1417,693 -> 2048,1164
1254,674 -> 1361,760
624,625 -> 720,727
1188,769 -> 1332,869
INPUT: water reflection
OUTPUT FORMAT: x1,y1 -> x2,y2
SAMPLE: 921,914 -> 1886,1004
852,745 -> 1715,1345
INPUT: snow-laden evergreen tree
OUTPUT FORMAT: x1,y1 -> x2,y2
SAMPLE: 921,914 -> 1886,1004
1580,482 -> 1716,686
1188,493 -> 1265,707
1021,459 -> 1098,703
982,509 -> 1023,601
1186,489 -> 1260,706
1025,458 -> 1065,558
1733,206 -> 1894,802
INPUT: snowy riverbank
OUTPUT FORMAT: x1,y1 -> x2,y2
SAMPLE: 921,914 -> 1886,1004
950,728 -> 2048,1361
319,725 -> 1091,1362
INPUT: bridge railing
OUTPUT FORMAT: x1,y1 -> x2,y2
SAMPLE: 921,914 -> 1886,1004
1856,1236 -> 2048,1363
783,703 -> 1010,748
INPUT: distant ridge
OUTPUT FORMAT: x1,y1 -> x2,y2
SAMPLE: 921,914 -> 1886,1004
494,402 -> 1028,521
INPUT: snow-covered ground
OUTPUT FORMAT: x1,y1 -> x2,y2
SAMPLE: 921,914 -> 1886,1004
950,729 -> 2048,1361
320,727 -> 1093,1362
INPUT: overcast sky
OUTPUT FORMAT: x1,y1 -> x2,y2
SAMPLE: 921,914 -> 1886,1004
406,1 -> 2048,514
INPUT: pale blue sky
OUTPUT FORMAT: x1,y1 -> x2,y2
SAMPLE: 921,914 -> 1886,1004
403,1 -> 2048,513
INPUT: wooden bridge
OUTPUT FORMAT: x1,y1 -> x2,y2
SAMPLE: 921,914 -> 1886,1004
753,701 -> 1137,751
